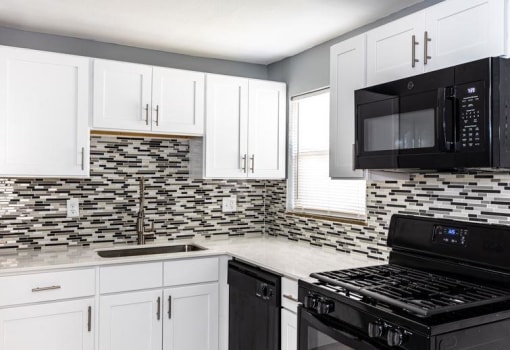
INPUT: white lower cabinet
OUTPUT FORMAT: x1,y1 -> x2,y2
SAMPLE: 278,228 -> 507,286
163,283 -> 219,350
99,289 -> 163,350
281,309 -> 298,350
98,257 -> 221,350
0,298 -> 94,350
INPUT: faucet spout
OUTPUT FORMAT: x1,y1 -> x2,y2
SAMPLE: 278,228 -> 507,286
136,177 -> 151,245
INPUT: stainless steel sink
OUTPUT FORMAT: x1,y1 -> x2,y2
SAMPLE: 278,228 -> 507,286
97,244 -> 206,258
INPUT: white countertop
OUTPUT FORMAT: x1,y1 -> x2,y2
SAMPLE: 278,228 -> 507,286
0,235 -> 383,279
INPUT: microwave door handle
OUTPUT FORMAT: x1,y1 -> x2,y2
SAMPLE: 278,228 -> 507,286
442,87 -> 457,152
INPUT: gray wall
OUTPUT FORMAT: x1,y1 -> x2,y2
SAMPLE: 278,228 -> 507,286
267,0 -> 444,97
0,26 -> 268,79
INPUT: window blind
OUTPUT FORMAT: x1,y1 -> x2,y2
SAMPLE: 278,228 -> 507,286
288,90 -> 366,220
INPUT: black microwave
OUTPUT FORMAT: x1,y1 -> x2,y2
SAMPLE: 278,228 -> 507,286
354,57 -> 510,170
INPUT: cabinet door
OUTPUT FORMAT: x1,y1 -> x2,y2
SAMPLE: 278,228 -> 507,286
152,67 -> 205,135
0,46 -> 89,177
163,283 -> 219,350
0,298 -> 93,350
281,309 -> 297,350
424,0 -> 506,72
205,74 -> 248,178
247,80 -> 286,179
99,290 -> 162,350
330,35 -> 365,179
93,59 -> 152,131
366,12 -> 426,86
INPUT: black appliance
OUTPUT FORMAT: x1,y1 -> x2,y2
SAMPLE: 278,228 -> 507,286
298,215 -> 510,350
354,57 -> 510,170
228,259 -> 281,350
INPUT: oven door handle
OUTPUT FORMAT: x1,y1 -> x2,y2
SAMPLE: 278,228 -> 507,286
299,307 -> 382,350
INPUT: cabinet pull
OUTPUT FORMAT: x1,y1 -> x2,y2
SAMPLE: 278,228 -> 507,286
352,144 -> 356,172
87,306 -> 92,332
81,147 -> 85,171
411,35 -> 419,68
241,154 -> 247,173
250,154 -> 255,173
168,295 -> 172,319
31,285 -> 61,292
155,105 -> 159,126
283,294 -> 298,303
156,296 -> 161,320
145,104 -> 149,125
424,31 -> 432,65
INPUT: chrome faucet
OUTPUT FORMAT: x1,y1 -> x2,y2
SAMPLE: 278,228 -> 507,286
136,176 -> 153,245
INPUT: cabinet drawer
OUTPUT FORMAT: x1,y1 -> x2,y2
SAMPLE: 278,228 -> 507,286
281,277 -> 299,313
0,269 -> 95,307
100,262 -> 163,294
164,257 -> 219,286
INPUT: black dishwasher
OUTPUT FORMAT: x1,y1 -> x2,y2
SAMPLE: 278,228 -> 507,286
228,259 -> 281,350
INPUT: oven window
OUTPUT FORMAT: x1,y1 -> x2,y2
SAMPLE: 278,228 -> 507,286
399,108 -> 435,149
308,327 -> 355,350
363,114 -> 398,152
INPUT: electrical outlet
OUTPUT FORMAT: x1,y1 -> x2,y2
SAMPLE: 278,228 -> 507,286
222,196 -> 237,213
67,198 -> 80,218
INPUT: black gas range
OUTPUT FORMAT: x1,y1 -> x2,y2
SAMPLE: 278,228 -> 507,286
298,215 -> 510,350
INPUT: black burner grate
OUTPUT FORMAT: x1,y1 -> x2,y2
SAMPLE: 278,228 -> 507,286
311,264 -> 510,317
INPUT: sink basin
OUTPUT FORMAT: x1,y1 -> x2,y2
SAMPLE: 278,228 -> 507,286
97,244 -> 206,258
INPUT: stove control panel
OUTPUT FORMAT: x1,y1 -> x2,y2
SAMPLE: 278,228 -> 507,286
433,225 -> 468,247
367,321 -> 411,347
303,294 -> 335,315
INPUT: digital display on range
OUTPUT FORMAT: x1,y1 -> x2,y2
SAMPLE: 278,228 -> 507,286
467,87 -> 476,94
433,226 -> 468,247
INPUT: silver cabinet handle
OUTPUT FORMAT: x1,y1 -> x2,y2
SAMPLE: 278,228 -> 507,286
81,147 -> 85,171
424,31 -> 431,65
155,105 -> 159,126
145,104 -> 149,125
241,154 -> 247,173
283,294 -> 298,303
156,296 -> 161,320
250,154 -> 255,173
352,144 -> 356,171
32,285 -> 61,292
168,295 -> 172,319
87,306 -> 92,332
411,35 -> 419,68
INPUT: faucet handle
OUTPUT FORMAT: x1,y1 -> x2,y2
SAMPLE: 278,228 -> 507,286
145,220 -> 155,233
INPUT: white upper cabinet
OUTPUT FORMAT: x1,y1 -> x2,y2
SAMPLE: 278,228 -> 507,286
367,12 -> 426,86
247,80 -> 286,178
424,0 -> 506,72
366,0 -> 508,86
93,59 -> 152,131
0,46 -> 90,177
93,59 -> 205,136
203,74 -> 286,179
205,74 -> 249,178
330,34 -> 366,179
152,67 -> 204,135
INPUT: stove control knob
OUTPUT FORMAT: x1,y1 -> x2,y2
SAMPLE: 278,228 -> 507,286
368,322 -> 384,338
303,295 -> 318,309
317,299 -> 335,315
387,328 -> 403,347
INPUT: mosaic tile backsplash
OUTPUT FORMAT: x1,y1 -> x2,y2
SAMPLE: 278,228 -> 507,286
0,135 -> 266,251
266,173 -> 510,260
1,134 -> 510,260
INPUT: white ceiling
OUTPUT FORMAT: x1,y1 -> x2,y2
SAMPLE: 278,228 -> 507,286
0,0 -> 423,65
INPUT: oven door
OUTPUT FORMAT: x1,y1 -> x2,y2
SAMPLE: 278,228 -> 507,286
298,306 -> 385,350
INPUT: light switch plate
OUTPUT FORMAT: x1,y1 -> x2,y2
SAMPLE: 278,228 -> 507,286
222,195 -> 237,213
67,198 -> 80,218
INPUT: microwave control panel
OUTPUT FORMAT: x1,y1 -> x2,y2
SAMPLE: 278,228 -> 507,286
457,82 -> 485,151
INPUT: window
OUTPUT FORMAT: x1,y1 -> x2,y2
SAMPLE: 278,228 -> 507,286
288,89 -> 366,220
